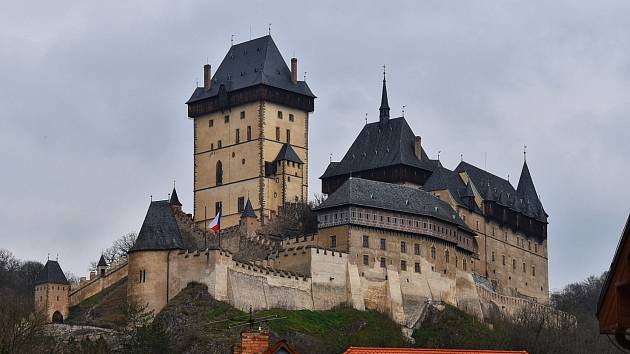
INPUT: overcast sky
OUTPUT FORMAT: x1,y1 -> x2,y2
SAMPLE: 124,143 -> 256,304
1,1 -> 629,290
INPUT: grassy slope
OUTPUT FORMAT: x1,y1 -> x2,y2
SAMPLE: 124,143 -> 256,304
66,278 -> 128,328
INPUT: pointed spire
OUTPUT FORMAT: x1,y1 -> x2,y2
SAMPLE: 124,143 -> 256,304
169,186 -> 182,207
97,254 -> 108,267
379,65 -> 390,124
241,198 -> 257,218
517,160 -> 540,204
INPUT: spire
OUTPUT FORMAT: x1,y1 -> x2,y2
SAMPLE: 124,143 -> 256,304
97,254 -> 108,267
169,186 -> 182,207
241,198 -> 257,218
517,160 -> 540,204
379,66 -> 390,124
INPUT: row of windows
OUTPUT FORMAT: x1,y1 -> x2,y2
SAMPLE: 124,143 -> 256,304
35,285 -> 66,291
361,255 -> 469,273
490,251 -> 537,276
209,126 -> 253,151
277,110 -> 295,121
208,110 -> 295,128
139,270 -> 147,283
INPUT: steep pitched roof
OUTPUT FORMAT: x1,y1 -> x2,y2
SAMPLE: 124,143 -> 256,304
241,198 -> 257,218
516,161 -> 543,210
97,255 -> 108,267
320,117 -> 436,179
187,35 -> 314,104
35,260 -> 69,285
454,161 -> 546,222
129,200 -> 185,253
316,177 -> 472,232
169,187 -> 182,207
274,143 -> 303,164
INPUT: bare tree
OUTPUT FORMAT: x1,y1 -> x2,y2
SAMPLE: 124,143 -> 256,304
90,232 -> 137,271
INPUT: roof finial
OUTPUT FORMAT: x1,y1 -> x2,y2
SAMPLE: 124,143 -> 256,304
365,113 -> 368,125
150,194 -> 153,202
329,153 -> 333,163
303,71 -> 307,81
402,105 -> 406,117
47,253 -> 50,261
231,34 -> 235,46
507,174 -> 510,182
268,23 -> 272,35
379,65 -> 390,123
56,253 -> 58,261
437,150 -> 441,161
523,144 -> 527,162
460,153 -> 464,162
173,179 -> 176,189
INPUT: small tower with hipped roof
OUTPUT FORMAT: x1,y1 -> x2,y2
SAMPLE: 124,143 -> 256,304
34,259 -> 70,323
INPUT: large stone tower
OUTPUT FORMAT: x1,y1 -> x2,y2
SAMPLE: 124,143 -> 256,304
186,35 -> 315,228
34,259 -> 70,323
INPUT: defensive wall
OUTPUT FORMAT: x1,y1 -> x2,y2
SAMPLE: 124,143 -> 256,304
69,259 -> 128,306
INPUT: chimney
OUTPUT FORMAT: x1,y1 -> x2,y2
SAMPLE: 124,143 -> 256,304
415,136 -> 422,160
203,64 -> 212,91
234,331 -> 269,354
290,58 -> 298,84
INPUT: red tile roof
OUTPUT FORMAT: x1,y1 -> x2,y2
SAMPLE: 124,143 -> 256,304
343,348 -> 528,354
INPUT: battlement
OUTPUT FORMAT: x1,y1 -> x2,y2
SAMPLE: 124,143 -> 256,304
280,234 -> 317,248
70,259 -> 128,306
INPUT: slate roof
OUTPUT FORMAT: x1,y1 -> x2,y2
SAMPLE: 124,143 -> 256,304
274,143 -> 303,164
241,198 -> 257,218
169,187 -> 182,207
423,165 -> 482,213
187,35 -> 315,104
97,255 -> 108,267
34,260 -> 69,285
129,200 -> 185,253
453,161 -> 547,222
316,177 -> 472,232
320,117 -> 436,179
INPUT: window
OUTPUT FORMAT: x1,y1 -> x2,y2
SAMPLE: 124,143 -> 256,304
512,259 -> 516,271
240,111 -> 245,119
218,140 -> 222,148
209,119 -> 214,127
380,238 -> 386,250
400,241 -> 407,253
224,115 -> 230,123
330,235 -> 337,249
277,110 -> 283,119
414,243 -> 420,255
216,160 -> 223,185
401,260 -> 407,271
431,246 -> 436,260
139,270 -> 147,283
380,257 -> 386,268
523,262 -> 526,273
362,235 -> 369,248
502,255 -> 506,266
491,251 -> 495,262
528,241 -> 531,250
532,266 -> 536,276
476,221 -> 479,230
414,262 -> 421,273
445,250 -> 450,264
215,201 -> 222,216
237,197 -> 245,213
247,126 -> 252,141
289,113 -> 294,121
535,244 -> 538,253
211,143 -> 214,150
276,127 -> 280,141
363,255 -> 369,265
463,259 -> 467,271
235,129 -> 240,143
504,231 -> 508,241
286,129 -> 291,144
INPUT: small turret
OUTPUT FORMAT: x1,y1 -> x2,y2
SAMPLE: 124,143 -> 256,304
34,259 -> 70,323
170,186 -> 182,209
97,255 -> 108,277
240,198 -> 259,234
379,69 -> 390,124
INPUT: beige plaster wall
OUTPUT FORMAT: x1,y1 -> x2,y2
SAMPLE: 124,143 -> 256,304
34,283 -> 69,322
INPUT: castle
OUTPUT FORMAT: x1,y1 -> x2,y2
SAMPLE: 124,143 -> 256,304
35,35 -> 567,329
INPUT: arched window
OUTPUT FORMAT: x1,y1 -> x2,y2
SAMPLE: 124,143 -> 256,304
216,160 -> 223,186
431,246 -> 436,260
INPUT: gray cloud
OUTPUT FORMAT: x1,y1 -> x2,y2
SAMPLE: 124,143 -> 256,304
1,0 -> 629,290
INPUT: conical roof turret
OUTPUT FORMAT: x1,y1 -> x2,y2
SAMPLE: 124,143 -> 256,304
379,71 -> 390,123
241,198 -> 257,218
170,186 -> 182,207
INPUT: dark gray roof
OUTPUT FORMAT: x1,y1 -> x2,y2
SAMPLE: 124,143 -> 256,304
35,260 -> 69,285
423,165 -> 482,213
316,177 -> 472,232
129,200 -> 185,253
169,187 -> 182,207
463,181 -> 475,198
97,255 -> 108,267
454,161 -> 547,222
320,117 -> 436,179
379,76 -> 390,120
274,143 -> 303,164
187,35 -> 315,104
241,198 -> 257,218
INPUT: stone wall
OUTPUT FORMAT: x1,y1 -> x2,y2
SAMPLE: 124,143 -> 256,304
69,260 -> 128,306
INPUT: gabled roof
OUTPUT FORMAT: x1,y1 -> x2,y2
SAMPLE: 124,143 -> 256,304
274,143 -> 303,164
169,187 -> 182,207
241,198 -> 257,218
320,117 -> 436,179
423,165 -> 469,207
316,177 -> 472,232
35,260 -> 69,285
129,200 -> 185,253
97,255 -> 108,267
187,35 -> 315,104
454,161 -> 547,222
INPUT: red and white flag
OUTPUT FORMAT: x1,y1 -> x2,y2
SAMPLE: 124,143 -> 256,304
207,211 -> 221,234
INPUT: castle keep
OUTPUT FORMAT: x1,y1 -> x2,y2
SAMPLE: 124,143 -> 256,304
37,34 -> 566,327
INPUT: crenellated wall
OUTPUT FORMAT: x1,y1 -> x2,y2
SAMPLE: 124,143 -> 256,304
69,260 -> 128,306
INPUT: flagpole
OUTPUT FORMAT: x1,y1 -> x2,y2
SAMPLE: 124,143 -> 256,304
218,210 -> 221,249
204,205 -> 207,249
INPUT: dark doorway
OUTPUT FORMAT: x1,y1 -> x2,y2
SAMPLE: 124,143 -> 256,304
52,310 -> 63,324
